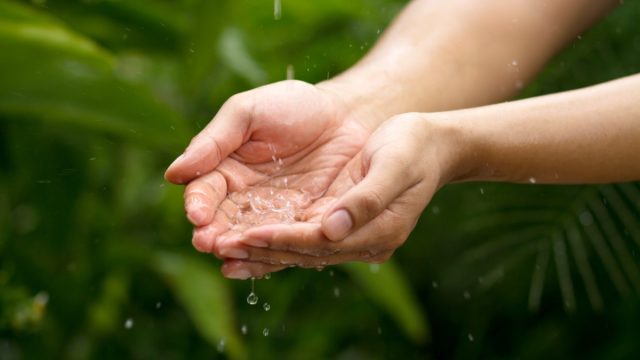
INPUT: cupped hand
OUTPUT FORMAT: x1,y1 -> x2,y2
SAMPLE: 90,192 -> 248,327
164,80 -> 372,269
220,113 -> 459,279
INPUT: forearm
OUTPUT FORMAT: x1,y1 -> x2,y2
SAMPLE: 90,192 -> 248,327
439,73 -> 640,184
319,0 -> 616,129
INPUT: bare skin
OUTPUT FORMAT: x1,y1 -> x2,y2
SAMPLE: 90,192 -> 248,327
165,0 -> 619,279
222,74 -> 640,278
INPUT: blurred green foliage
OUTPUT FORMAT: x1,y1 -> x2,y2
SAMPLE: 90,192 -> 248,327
0,0 -> 639,359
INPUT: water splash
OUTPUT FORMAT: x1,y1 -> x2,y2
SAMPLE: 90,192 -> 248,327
229,187 -> 312,230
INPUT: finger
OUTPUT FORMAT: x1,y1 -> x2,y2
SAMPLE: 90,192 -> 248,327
219,234 -> 392,269
221,260 -> 287,280
241,222 -> 389,257
191,222 -> 228,253
242,223 -> 335,255
192,197 -> 240,254
184,171 -> 227,226
165,94 -> 252,184
321,152 -> 417,241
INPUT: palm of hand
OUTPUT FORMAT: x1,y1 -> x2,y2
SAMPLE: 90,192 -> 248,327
188,81 -> 370,251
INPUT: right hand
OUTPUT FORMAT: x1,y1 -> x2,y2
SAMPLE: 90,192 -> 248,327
220,113 -> 460,279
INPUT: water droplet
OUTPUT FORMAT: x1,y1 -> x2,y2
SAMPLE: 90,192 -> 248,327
480,187 -> 484,195
432,206 -> 440,214
264,273 -> 271,280
463,291 -> 471,300
274,0 -> 282,20
369,264 -> 380,273
263,302 -> 271,311
155,302 -> 162,309
316,266 -> 324,272
529,177 -> 537,184
286,64 -> 295,80
329,270 -> 334,277
333,287 -> 341,298
432,281 -> 438,289
247,292 -> 258,305
263,328 -> 270,337
377,327 -> 382,335
468,333 -> 474,342
124,318 -> 134,329
511,60 -> 518,66
217,339 -> 225,353
241,325 -> 248,335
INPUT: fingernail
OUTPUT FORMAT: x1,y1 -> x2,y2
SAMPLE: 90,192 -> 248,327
168,153 -> 185,169
186,205 -> 207,225
227,269 -> 252,280
324,209 -> 352,241
220,248 -> 248,259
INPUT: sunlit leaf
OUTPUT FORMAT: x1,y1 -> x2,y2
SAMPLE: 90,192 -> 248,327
153,251 -> 246,360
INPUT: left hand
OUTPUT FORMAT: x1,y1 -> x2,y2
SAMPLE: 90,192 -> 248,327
220,113 -> 459,279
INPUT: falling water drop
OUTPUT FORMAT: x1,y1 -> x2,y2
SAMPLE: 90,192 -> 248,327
124,318 -> 134,329
468,333 -> 475,342
241,325 -> 248,335
217,339 -> 225,353
286,64 -> 295,80
247,277 -> 258,305
274,0 -> 282,20
264,273 -> 271,280
247,292 -> 258,305
263,328 -> 270,337
529,177 -> 537,184
263,302 -> 271,311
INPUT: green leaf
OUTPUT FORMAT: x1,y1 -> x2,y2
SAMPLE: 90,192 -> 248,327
443,182 -> 640,313
153,251 -> 246,360
342,261 -> 430,344
0,2 -> 189,151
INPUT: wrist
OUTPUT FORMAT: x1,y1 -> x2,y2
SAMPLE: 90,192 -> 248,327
316,71 -> 394,132
420,112 -> 480,186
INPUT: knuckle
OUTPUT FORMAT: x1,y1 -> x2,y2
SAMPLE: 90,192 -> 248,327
357,189 -> 385,217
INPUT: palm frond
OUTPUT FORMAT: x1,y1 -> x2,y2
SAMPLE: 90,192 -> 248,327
437,182 -> 640,313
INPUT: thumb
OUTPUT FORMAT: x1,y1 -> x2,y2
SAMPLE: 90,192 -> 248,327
321,154 -> 415,241
165,95 -> 251,184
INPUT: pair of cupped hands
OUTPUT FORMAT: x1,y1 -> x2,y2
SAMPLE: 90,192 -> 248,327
165,81 -> 450,279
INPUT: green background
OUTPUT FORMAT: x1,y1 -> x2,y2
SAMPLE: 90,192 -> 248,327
1,0 -> 640,359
